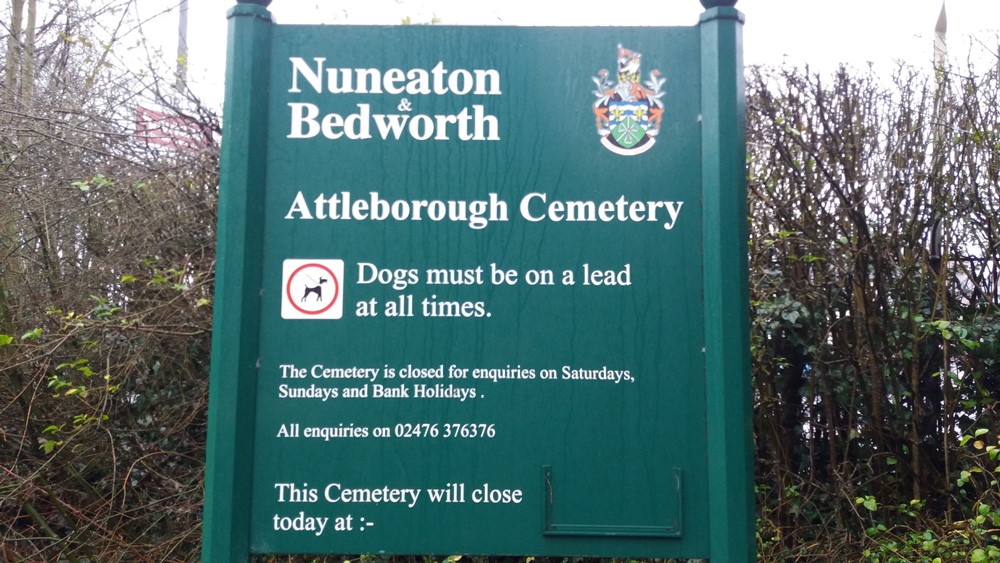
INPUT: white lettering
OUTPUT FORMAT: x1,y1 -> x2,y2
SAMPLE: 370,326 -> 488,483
287,103 -> 320,138
518,194 -> 684,230
287,104 -> 498,142
288,57 -> 324,93
285,191 -> 313,219
289,58 -> 501,97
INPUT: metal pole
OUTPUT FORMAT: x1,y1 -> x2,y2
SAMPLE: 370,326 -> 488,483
934,1 -> 947,70
175,0 -> 189,92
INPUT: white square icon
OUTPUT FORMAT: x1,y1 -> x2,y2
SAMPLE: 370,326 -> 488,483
281,259 -> 345,320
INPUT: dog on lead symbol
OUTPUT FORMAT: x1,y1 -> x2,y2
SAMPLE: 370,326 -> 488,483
301,276 -> 328,303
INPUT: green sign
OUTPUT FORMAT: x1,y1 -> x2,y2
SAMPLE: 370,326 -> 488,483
205,2 -> 753,561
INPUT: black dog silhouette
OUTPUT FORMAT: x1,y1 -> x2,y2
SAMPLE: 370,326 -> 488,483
301,277 -> 328,303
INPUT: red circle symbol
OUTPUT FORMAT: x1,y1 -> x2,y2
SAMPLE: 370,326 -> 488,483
285,263 -> 340,315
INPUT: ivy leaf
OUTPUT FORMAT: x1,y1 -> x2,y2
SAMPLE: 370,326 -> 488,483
781,310 -> 801,324
856,496 -> 879,511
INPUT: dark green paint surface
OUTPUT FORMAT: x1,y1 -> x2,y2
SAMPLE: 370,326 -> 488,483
206,10 -> 754,560
250,26 -> 705,556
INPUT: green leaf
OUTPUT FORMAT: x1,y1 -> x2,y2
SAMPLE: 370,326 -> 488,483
120,274 -> 137,283
196,298 -> 212,308
863,497 -> 878,512
976,428 -> 989,437
961,337 -> 981,350
0,334 -> 12,346
20,328 -> 42,341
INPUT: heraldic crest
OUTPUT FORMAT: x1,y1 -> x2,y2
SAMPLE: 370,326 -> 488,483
591,45 -> 665,156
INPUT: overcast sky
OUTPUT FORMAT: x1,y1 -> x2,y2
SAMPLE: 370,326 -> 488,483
138,0 -> 1000,107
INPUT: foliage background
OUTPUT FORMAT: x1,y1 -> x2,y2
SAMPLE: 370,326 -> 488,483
0,2 -> 999,561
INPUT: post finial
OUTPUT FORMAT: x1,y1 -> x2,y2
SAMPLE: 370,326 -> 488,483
236,0 -> 272,6
700,0 -> 738,7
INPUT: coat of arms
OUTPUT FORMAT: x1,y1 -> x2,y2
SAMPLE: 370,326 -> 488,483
591,45 -> 665,156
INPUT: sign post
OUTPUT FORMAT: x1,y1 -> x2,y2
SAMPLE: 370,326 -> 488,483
204,1 -> 753,561
203,2 -> 270,561
699,2 -> 755,562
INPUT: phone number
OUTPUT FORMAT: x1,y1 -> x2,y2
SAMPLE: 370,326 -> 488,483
394,423 -> 496,439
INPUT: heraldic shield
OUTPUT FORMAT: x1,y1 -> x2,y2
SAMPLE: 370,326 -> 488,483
591,45 -> 665,156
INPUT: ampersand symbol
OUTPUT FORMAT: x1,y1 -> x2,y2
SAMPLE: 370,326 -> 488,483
397,98 -> 413,112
